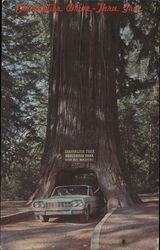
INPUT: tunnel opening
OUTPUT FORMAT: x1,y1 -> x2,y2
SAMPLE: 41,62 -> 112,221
55,168 -> 105,208
55,168 -> 98,190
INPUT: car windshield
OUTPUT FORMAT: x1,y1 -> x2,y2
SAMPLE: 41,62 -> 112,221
52,186 -> 88,196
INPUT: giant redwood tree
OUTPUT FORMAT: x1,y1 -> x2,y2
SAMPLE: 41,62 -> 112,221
29,0 -> 159,208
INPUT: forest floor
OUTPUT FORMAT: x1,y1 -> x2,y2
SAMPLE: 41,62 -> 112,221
1,201 -> 31,217
0,194 -> 159,250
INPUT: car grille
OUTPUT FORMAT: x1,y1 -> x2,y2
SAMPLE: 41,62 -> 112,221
45,202 -> 71,209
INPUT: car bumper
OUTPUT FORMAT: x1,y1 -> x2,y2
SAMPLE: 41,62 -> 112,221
34,209 -> 85,216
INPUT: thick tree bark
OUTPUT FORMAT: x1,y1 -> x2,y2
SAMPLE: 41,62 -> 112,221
29,1 -> 141,208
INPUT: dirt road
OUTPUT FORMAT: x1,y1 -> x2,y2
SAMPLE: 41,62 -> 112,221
1,194 -> 158,250
1,216 -> 98,250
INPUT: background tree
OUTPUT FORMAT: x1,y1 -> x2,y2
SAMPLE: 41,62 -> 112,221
1,1 -> 49,199
118,82 -> 159,193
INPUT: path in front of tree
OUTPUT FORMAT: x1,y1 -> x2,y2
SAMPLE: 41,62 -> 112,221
1,194 -> 159,250
1,215 -> 99,250
97,194 -> 159,250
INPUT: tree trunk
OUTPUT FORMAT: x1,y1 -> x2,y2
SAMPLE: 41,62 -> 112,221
29,1 -> 141,208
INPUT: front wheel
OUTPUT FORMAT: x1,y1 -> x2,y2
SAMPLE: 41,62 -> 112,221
35,215 -> 40,221
80,207 -> 90,223
39,215 -> 49,222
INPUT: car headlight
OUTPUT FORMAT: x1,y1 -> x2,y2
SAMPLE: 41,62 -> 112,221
39,201 -> 45,208
72,200 -> 83,207
33,201 -> 40,208
33,201 -> 45,208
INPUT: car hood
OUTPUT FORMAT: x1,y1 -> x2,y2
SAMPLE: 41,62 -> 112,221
34,195 -> 89,203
